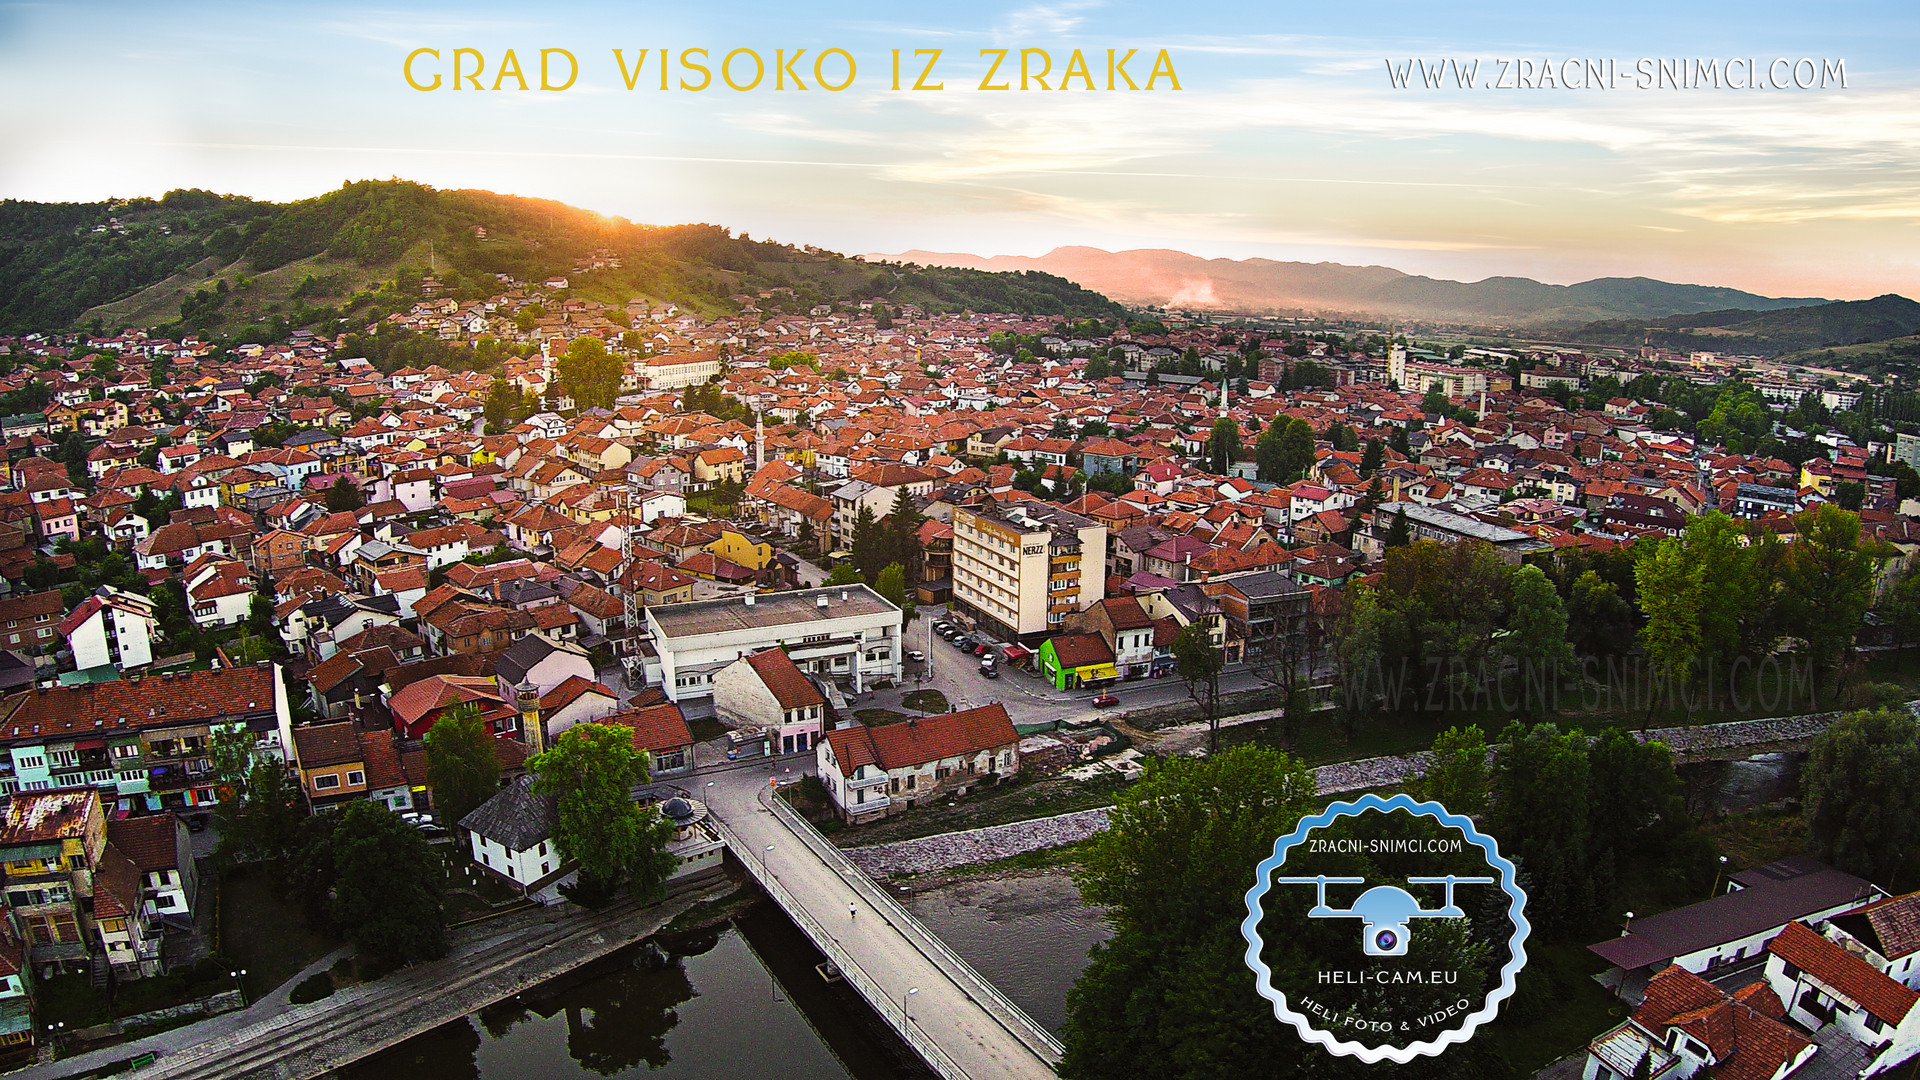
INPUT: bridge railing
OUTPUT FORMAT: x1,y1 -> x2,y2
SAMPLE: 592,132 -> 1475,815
709,815 -> 972,1080
761,789 -> 1066,1063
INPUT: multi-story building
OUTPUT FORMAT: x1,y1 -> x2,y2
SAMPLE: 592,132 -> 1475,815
952,503 -> 1107,643
641,585 -> 903,703
58,586 -> 158,672
0,665 -> 293,813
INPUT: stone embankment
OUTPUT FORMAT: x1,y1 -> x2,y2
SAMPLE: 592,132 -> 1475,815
843,704 -> 1918,877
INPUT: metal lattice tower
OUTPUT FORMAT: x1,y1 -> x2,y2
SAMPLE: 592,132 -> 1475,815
620,481 -> 644,684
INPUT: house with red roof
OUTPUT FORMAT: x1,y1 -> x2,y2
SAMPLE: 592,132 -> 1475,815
712,647 -> 828,757
815,703 -> 1019,823
1583,964 -> 1813,1080
1765,921 -> 1920,1075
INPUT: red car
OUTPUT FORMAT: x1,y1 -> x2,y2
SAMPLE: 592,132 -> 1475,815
1091,693 -> 1120,708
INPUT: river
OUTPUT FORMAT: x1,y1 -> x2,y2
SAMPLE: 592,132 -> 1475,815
344,870 -> 1108,1079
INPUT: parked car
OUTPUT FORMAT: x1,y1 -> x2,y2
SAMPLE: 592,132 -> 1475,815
951,635 -> 973,649
934,622 -> 953,635
981,666 -> 1001,679
1092,693 -> 1121,708
974,643 -> 993,656
907,649 -> 925,662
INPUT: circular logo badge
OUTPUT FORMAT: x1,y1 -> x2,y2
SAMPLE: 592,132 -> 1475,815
1240,792 -> 1529,1063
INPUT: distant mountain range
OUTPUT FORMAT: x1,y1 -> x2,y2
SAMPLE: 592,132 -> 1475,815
1561,294 -> 1920,357
876,246 -> 1834,329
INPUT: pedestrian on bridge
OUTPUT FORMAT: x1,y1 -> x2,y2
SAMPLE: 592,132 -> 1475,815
849,903 -> 857,919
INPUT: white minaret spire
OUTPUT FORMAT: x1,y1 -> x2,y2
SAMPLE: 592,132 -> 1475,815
755,408 -> 765,470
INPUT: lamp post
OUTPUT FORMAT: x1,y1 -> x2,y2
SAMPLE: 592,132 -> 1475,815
230,968 -> 248,1006
902,986 -> 919,1019
1708,855 -> 1729,900
44,1021 -> 63,1055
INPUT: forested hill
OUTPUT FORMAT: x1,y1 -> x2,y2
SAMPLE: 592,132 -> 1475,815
0,180 -> 1124,337
1556,293 -> 1920,357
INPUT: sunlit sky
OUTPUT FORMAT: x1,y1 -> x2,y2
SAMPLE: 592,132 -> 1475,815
4,1 -> 1919,299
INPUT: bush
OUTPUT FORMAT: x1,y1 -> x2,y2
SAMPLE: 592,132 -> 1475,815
288,972 -> 334,1005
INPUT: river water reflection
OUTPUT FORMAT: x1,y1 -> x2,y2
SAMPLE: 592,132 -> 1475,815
345,869 -> 1109,1079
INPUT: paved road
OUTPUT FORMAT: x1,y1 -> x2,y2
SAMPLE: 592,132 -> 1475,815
701,760 -> 1060,1080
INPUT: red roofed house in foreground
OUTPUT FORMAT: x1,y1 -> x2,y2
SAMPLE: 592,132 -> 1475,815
1764,921 -> 1920,1076
816,703 -> 1019,823
1584,964 -> 1814,1080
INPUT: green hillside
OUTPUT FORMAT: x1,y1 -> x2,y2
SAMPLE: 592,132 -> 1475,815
0,180 -> 1123,339
1556,294 -> 1920,357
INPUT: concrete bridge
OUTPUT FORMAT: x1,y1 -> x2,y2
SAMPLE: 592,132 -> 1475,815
703,767 -> 1063,1080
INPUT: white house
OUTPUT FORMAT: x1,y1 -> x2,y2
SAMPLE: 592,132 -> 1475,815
1583,964 -> 1815,1080
815,704 -> 1020,824
183,555 -> 254,630
58,585 -> 158,671
538,674 -> 620,740
494,632 -> 595,700
1766,921 -> 1920,1077
711,647 -> 826,757
643,585 -> 903,703
1825,891 -> 1920,992
106,814 -> 198,924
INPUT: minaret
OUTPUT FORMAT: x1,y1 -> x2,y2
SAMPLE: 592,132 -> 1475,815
1219,378 -> 1229,419
754,409 -> 765,470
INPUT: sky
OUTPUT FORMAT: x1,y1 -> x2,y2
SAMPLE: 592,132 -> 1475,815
3,1 -> 1919,300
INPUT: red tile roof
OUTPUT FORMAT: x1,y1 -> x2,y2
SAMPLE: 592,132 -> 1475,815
0,666 -> 278,739
823,703 -> 1017,777
1767,920 -> 1919,1025
744,648 -> 825,710
604,704 -> 694,756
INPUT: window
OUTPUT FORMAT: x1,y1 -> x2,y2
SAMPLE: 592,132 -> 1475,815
346,771 -> 365,785
112,744 -> 139,759
313,774 -> 341,790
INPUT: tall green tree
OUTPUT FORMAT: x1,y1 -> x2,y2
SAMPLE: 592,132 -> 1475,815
849,503 -> 891,583
1567,569 -> 1634,660
1779,505 -> 1877,701
1208,417 -> 1240,475
423,702 -> 502,829
1802,708 -> 1920,884
1277,417 -> 1315,483
824,561 -> 864,586
323,476 -> 364,512
1502,564 -> 1577,714
1172,622 -> 1225,752
328,801 -> 447,963
556,335 -> 623,412
1635,538 -> 1706,716
1358,438 -> 1384,478
529,723 -> 677,903
1063,748 -> 1317,1080
1490,722 -> 1593,934
1415,725 -> 1489,817
875,563 -> 908,608
887,487 -> 924,583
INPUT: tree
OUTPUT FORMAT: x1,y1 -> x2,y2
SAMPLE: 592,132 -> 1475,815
1358,438 -> 1384,478
875,563 -> 908,608
824,561 -> 864,587
1779,505 -> 1877,701
1802,708 -> 1920,884
1567,569 -> 1634,660
1084,353 -> 1110,381
323,476 -> 364,512
529,723 -> 677,903
328,801 -> 447,963
796,517 -> 818,553
1276,417 -> 1315,483
1635,538 -> 1706,717
1835,481 -> 1865,511
849,503 -> 892,583
1415,725 -> 1489,816
887,487 -> 924,583
1208,417 -> 1239,476
1171,622 -> 1225,752
1501,564 -> 1577,714
1489,722 -> 1593,934
423,702 -> 502,830
1384,507 -> 1410,548
210,728 -> 306,865
1390,424 -> 1411,457
556,335 -> 623,412
1064,747 -> 1412,1080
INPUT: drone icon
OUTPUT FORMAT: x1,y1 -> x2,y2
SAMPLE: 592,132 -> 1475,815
1274,875 -> 1495,956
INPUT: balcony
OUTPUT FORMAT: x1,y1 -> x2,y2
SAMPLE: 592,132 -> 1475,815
846,770 -> 890,789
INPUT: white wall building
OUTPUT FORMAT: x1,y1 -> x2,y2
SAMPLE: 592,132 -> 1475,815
643,584 -> 903,703
58,586 -> 157,671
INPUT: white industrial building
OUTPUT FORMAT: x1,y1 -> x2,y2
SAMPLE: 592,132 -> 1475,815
640,584 -> 903,703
